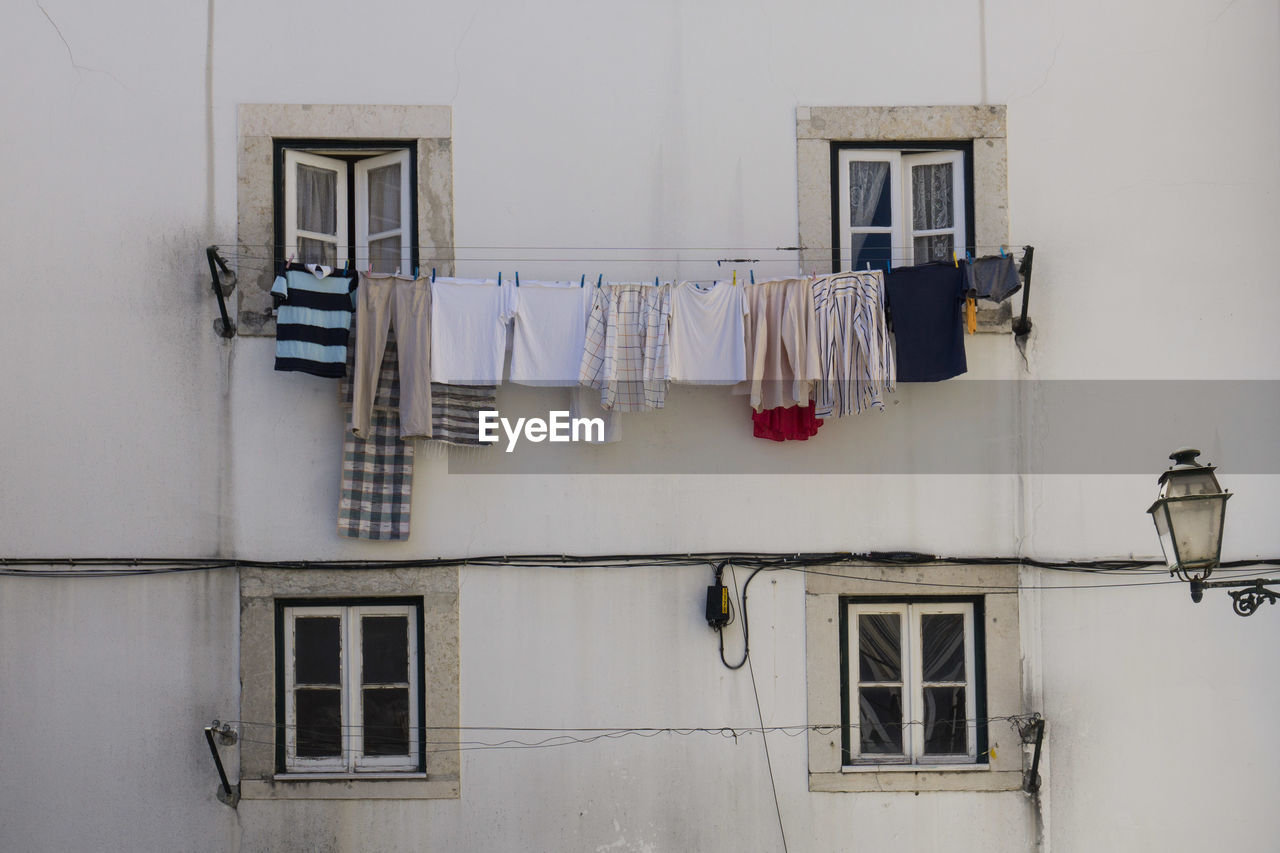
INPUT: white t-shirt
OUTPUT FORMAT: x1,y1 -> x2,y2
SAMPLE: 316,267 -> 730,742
430,278 -> 516,384
509,282 -> 594,386
667,280 -> 749,384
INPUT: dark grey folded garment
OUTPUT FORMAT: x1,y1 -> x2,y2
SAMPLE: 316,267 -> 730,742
964,256 -> 1022,303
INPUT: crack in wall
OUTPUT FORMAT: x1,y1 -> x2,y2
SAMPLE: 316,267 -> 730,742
35,0 -> 129,90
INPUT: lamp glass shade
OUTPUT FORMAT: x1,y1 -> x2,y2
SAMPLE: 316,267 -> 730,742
1157,467 -> 1221,499
1149,493 -> 1229,571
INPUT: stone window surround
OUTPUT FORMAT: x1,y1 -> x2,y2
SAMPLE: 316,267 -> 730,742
805,562 -> 1025,793
239,566 -> 460,800
797,105 -> 1011,332
236,104 -> 455,337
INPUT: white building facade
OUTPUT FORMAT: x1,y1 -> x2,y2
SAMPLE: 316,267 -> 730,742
2,1 -> 1278,851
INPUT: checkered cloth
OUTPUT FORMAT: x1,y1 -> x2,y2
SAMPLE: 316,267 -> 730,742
338,409 -> 413,540
337,324 -> 413,541
579,283 -> 671,411
430,383 -> 498,446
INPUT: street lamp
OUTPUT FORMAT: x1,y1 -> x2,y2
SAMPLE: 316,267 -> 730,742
1149,448 -> 1279,616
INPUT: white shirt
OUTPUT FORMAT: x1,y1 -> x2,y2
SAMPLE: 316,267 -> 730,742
430,278 -> 516,384
509,282 -> 594,386
668,280 -> 748,384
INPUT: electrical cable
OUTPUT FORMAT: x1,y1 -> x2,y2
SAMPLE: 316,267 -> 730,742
5,553 -> 1280,593
746,626 -> 789,853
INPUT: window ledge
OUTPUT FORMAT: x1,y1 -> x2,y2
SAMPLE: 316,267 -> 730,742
241,774 -> 459,800
842,762 -> 988,773
810,769 -> 1023,793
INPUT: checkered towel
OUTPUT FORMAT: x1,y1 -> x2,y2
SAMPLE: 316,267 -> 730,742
337,324 -> 413,540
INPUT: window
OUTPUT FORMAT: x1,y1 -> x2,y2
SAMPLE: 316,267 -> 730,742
277,142 -> 416,275
804,562 -> 1023,793
278,599 -> 423,774
240,565 -> 459,800
844,599 -> 983,766
796,105 -> 1011,331
834,145 -> 970,274
237,104 -> 454,336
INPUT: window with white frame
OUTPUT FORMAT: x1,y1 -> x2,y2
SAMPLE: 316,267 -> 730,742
278,599 -> 422,774
277,141 -> 415,275
835,145 -> 969,274
843,598 -> 984,766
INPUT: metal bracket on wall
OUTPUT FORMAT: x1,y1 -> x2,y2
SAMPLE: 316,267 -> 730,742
204,721 -> 240,807
1011,245 -> 1035,338
205,246 -> 237,338
1015,713 -> 1046,794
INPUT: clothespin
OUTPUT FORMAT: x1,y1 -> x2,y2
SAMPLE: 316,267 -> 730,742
965,250 -> 974,265
515,271 -> 520,287
654,276 -> 659,287
497,272 -> 502,287
999,246 -> 1008,258
749,270 -> 755,285
431,267 -> 436,282
580,274 -> 585,288
732,270 -> 737,287
394,267 -> 400,277
596,274 -> 603,288
343,259 -> 350,275
865,262 -> 871,271
367,262 -> 373,275
887,258 -> 892,273
287,253 -> 295,268
413,265 -> 419,279
952,251 -> 959,268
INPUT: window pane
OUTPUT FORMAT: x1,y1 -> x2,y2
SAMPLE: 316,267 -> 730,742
295,616 -> 341,684
849,232 -> 892,274
923,686 -> 967,755
296,687 -> 342,757
368,163 -> 402,233
912,162 -> 953,230
921,613 -> 966,682
362,616 -> 409,684
858,687 -> 903,754
913,234 -> 953,264
369,236 -> 402,274
298,236 -> 337,266
848,160 -> 892,228
858,613 -> 901,682
363,688 -> 410,756
297,163 -> 338,235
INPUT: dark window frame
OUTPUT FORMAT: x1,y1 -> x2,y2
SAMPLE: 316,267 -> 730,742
274,596 -> 427,775
272,138 -> 420,274
828,140 -> 976,274
838,594 -> 988,766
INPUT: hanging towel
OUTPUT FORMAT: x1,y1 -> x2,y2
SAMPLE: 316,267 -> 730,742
430,277 -> 517,384
752,404 -> 823,442
734,278 -> 821,411
428,383 -> 499,447
884,263 -> 968,382
272,264 -> 355,378
964,255 -> 1022,304
338,329 -> 413,541
509,281 -> 594,386
579,283 -> 672,412
812,271 -> 895,418
668,280 -> 749,385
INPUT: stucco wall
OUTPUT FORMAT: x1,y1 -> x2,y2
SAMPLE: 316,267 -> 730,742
1,0 -> 1278,851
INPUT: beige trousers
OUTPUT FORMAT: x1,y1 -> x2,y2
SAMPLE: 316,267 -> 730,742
351,274 -> 433,439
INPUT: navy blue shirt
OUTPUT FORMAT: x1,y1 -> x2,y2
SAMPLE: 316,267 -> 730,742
885,263 -> 967,382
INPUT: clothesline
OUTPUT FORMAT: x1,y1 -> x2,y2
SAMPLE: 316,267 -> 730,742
217,243 -> 1033,252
